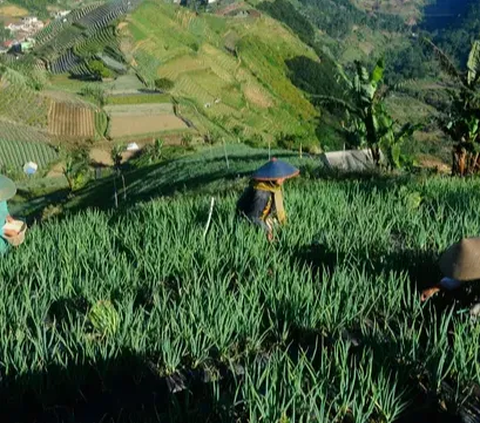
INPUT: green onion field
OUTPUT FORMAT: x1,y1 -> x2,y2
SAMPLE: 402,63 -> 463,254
2,146 -> 480,422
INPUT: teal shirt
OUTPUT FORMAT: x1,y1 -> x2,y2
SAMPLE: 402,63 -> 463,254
0,201 -> 9,255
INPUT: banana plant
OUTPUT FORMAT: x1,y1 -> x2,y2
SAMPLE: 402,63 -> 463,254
312,58 -> 416,169
423,38 -> 480,175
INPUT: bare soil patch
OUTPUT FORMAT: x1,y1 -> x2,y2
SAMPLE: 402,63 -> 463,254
244,85 -> 273,108
109,114 -> 187,138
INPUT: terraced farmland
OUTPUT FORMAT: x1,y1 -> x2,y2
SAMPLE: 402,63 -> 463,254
48,102 -> 96,138
127,0 -> 319,143
0,121 -> 57,169
105,103 -> 187,138
0,81 -> 50,128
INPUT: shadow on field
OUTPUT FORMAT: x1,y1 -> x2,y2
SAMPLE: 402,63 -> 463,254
292,242 -> 441,290
292,242 -> 480,312
21,151 -> 311,223
1,351 -> 238,423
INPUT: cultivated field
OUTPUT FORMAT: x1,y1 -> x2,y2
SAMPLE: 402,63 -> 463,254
0,120 -> 58,169
105,103 -> 186,137
108,114 -> 187,137
2,145 -> 480,421
48,101 -> 96,138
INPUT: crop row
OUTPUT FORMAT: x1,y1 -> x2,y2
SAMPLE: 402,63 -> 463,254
34,3 -> 102,47
69,62 -> 93,78
0,85 -> 50,128
0,120 -> 51,144
48,51 -> 84,74
48,102 -> 95,138
73,26 -> 118,58
0,138 -> 57,169
78,0 -> 137,32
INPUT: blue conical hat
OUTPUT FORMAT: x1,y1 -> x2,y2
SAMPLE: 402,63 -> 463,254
0,175 -> 16,201
251,158 -> 299,181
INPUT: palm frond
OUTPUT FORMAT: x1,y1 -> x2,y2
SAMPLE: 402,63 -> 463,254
467,40 -> 480,87
370,57 -> 385,85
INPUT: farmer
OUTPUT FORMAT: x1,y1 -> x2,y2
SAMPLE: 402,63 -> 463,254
236,158 -> 299,241
421,237 -> 480,301
0,175 -> 20,255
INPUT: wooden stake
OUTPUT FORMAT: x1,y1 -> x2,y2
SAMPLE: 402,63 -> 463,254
113,177 -> 118,209
203,197 -> 215,238
121,174 -> 127,201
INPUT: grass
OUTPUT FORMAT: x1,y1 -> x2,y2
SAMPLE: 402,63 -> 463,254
2,144 -> 480,420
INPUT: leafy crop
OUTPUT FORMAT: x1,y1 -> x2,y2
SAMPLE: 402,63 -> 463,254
2,148 -> 480,419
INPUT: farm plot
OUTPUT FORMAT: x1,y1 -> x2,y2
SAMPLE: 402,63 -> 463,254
0,84 -> 50,128
106,104 -> 186,138
48,102 -> 96,138
0,121 -> 57,169
103,74 -> 145,94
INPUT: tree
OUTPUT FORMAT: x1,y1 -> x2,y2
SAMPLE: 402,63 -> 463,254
423,38 -> 480,175
313,58 -> 418,169
88,60 -> 114,80
63,149 -> 89,193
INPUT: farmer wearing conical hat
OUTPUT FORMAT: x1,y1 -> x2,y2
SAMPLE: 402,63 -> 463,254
0,175 -> 21,255
421,237 -> 480,301
236,158 -> 299,241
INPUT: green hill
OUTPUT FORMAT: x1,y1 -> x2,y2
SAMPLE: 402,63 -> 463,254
124,0 -> 320,145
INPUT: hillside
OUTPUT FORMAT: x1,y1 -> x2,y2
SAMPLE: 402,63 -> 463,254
123,0 -> 319,143
0,0 -> 328,178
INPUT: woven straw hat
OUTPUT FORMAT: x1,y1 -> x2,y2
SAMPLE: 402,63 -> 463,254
0,175 -> 16,202
439,237 -> 480,281
251,158 -> 299,181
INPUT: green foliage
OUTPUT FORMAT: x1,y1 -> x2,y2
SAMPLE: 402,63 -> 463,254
3,154 -> 480,418
88,300 -> 119,338
88,59 -> 114,80
384,44 -> 438,85
94,110 -> 108,139
315,58 -> 417,169
111,144 -> 125,170
154,78 -> 175,92
424,38 -> 480,175
257,0 -> 315,46
63,148 -> 89,192
80,84 -> 106,106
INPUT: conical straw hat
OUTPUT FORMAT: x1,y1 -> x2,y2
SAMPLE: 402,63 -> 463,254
0,175 -> 16,202
251,158 -> 299,181
439,237 -> 480,281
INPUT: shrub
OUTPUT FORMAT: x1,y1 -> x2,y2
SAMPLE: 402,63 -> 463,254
154,78 -> 175,92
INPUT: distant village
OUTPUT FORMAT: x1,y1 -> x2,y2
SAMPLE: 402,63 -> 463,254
0,10 -> 71,54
